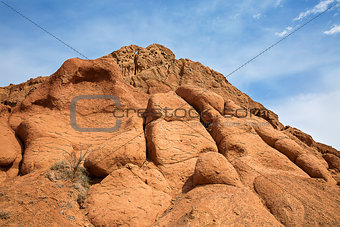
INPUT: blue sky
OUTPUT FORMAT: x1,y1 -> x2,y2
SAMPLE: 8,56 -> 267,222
1,0 -> 339,149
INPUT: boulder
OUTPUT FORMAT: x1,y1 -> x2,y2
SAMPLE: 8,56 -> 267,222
145,118 -> 218,193
15,114 -> 75,175
0,125 -> 19,166
0,104 -> 21,182
254,175 -> 305,227
193,152 -> 242,187
274,138 -> 306,162
208,116 -> 308,187
176,85 -> 225,114
145,91 -> 199,124
145,119 -> 217,165
295,154 -> 335,183
253,122 -> 288,147
86,164 -> 171,227
84,117 -> 146,177
158,158 -> 197,194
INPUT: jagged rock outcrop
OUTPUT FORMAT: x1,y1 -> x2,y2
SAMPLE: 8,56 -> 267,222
0,76 -> 47,107
105,44 -> 283,129
0,44 -> 339,226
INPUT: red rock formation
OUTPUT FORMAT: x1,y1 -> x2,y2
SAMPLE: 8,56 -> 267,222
0,44 -> 339,226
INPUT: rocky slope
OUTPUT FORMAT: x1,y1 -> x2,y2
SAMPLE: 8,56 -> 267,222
0,44 -> 339,226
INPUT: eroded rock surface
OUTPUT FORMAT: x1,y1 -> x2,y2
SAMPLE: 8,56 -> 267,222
0,171 -> 92,226
254,175 -> 340,226
86,164 -> 171,227
193,152 -> 242,187
9,57 -> 148,177
0,44 -> 339,226
0,104 -> 21,183
155,184 -> 283,226
146,119 -> 217,165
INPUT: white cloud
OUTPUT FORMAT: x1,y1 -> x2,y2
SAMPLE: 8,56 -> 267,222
271,90 -> 340,150
275,0 -> 283,7
324,24 -> 340,34
253,13 -> 261,19
274,26 -> 293,37
294,0 -> 339,21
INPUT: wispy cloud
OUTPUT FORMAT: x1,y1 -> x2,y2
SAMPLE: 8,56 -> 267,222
252,13 -> 261,19
324,24 -> 340,34
271,89 -> 340,150
275,0 -> 283,7
275,0 -> 339,38
294,0 -> 339,21
274,26 -> 292,37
